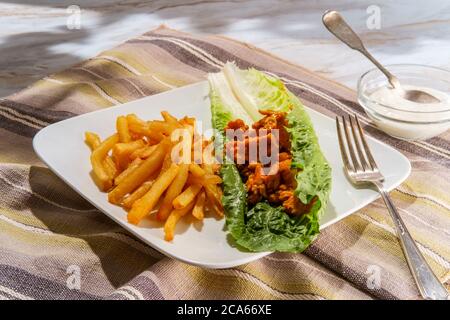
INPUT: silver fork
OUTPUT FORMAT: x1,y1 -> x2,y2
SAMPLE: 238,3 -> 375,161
336,114 -> 449,300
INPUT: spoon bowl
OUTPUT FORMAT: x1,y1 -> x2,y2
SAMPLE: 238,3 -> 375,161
402,88 -> 440,104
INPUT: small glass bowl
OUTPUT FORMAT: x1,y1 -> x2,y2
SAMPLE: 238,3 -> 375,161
357,64 -> 450,141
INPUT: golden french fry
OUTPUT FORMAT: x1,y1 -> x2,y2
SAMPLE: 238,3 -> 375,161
90,133 -> 119,191
113,139 -> 146,158
129,144 -> 157,160
116,116 -> 131,143
192,191 -> 206,220
187,174 -> 222,186
147,131 -> 166,144
161,111 -> 180,128
122,180 -> 153,208
128,163 -> 180,224
204,183 -> 224,217
114,157 -> 142,186
126,114 -> 146,127
147,120 -> 173,135
211,163 -> 221,173
127,115 -> 168,141
160,152 -> 172,175
126,114 -> 150,137
129,146 -> 147,160
88,112 -> 224,243
156,164 -> 189,221
108,140 -> 169,204
113,139 -> 146,170
202,162 -> 214,174
140,144 -> 158,158
172,184 -> 202,209
179,116 -> 195,127
209,183 -> 223,200
164,201 -> 195,241
188,163 -> 205,178
103,156 -> 118,179
85,132 -> 101,150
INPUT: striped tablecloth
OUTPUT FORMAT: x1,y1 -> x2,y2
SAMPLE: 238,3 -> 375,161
0,26 -> 448,300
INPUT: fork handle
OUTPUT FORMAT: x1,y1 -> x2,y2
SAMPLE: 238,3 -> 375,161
373,181 -> 449,300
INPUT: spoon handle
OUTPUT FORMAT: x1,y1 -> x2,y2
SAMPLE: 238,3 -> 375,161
322,10 -> 400,88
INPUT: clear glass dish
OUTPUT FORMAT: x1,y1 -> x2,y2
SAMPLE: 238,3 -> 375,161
357,64 -> 450,140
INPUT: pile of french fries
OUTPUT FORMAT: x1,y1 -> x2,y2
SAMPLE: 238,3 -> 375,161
85,111 -> 223,241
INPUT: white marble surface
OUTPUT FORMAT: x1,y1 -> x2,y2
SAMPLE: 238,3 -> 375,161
0,0 -> 449,97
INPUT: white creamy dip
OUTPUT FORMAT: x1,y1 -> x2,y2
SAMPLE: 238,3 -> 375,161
365,85 -> 450,140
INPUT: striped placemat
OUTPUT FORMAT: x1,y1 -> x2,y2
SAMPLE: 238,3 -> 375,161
0,26 -> 448,300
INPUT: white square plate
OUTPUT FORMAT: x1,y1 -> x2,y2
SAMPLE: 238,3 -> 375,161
33,81 -> 411,269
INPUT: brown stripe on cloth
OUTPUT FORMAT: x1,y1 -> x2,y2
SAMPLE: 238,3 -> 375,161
0,25 -> 448,300
0,264 -> 99,300
0,99 -> 76,137
131,38 -> 220,73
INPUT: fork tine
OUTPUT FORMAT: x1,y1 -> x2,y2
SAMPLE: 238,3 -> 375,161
342,116 -> 363,172
336,117 -> 353,171
349,115 -> 370,171
354,115 -> 378,170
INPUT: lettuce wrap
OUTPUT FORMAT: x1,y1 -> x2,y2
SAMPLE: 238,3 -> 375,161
208,62 -> 331,252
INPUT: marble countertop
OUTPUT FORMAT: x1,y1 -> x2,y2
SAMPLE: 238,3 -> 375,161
0,0 -> 449,98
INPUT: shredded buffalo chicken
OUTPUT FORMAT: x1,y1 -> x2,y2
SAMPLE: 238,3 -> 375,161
225,110 -> 315,216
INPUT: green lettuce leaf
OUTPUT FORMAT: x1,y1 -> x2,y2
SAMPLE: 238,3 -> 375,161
209,62 -> 331,252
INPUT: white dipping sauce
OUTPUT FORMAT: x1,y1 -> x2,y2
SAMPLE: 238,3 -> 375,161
366,85 -> 450,140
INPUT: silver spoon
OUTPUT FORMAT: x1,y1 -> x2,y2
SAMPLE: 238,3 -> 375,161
322,10 -> 440,104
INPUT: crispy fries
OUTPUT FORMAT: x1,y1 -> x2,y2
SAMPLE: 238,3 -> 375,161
161,111 -> 181,130
113,139 -> 146,170
172,184 -> 202,209
204,184 -> 224,218
188,163 -> 205,178
122,180 -> 153,208
126,114 -> 148,135
186,174 -> 222,186
192,191 -> 206,220
148,120 -> 173,135
156,164 -> 189,221
108,140 -> 168,204
116,116 -> 131,143
114,157 -> 142,186
85,132 -> 101,150
128,163 -> 180,225
103,156 -> 118,180
86,111 -> 223,241
164,201 -> 195,241
160,152 -> 173,174
90,134 -> 119,191
130,144 -> 157,160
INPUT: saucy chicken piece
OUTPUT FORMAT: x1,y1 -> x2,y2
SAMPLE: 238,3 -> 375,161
226,119 -> 248,131
225,110 -> 313,216
252,110 -> 291,152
